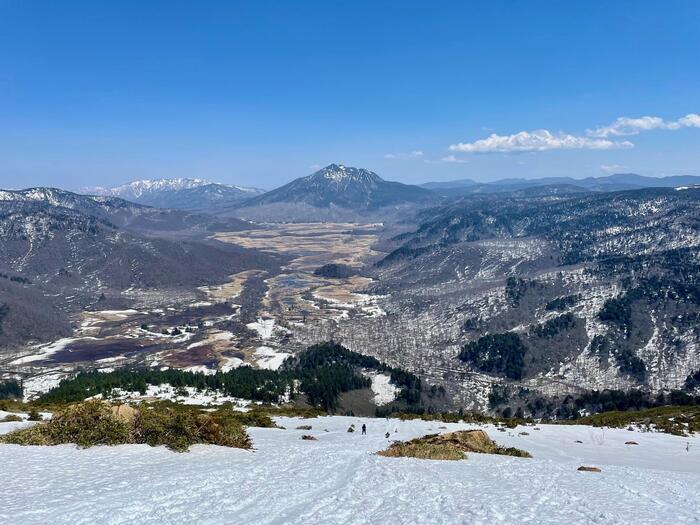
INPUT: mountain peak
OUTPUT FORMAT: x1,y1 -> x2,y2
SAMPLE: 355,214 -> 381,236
309,164 -> 382,184
238,164 -> 434,215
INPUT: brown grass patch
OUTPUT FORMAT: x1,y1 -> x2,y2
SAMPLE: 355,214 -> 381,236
377,441 -> 465,461
377,429 -> 532,461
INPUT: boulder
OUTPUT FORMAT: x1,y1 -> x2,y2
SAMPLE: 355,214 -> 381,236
577,466 -> 601,472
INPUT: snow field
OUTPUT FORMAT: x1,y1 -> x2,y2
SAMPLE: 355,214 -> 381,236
0,416 -> 698,524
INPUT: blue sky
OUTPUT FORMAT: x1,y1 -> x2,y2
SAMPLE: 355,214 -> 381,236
0,0 -> 698,189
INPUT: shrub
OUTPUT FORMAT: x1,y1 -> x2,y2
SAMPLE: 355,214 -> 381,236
377,429 -> 531,461
1,401 -> 251,452
573,405 -> 700,436
2,401 -> 130,448
1,414 -> 23,422
27,408 -> 43,421
227,409 -> 277,428
0,379 -> 23,400
378,441 -> 465,461
133,405 -> 250,451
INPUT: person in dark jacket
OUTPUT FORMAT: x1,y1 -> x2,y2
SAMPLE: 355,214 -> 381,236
361,423 -> 366,435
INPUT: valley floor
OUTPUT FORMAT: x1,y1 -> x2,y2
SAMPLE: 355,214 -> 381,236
1,416 -> 699,524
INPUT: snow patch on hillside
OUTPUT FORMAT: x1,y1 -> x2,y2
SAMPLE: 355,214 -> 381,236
247,318 -> 276,339
88,384 -> 252,408
253,346 -> 289,370
367,373 -> 400,405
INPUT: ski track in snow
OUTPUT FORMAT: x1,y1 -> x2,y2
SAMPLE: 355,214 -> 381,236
1,416 -> 699,524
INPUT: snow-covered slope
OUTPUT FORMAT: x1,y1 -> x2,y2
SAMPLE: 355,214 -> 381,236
85,178 -> 212,199
84,178 -> 265,212
1,416 -> 698,524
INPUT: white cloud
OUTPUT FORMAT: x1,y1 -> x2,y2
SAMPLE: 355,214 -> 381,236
440,154 -> 469,164
449,130 -> 632,153
588,113 -> 700,137
600,164 -> 628,174
384,151 -> 423,159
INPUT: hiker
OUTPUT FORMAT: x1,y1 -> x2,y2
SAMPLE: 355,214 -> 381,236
361,423 -> 366,435
385,432 -> 390,439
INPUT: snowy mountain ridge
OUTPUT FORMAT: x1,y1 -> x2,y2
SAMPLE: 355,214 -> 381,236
84,178 -> 212,199
84,178 -> 263,199
82,178 -> 265,212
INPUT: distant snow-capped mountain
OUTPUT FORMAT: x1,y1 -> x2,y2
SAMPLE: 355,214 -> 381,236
83,178 -> 265,212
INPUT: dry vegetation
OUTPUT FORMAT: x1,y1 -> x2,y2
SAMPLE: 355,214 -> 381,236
214,223 -> 382,272
198,269 -> 267,302
572,405 -> 700,436
377,429 -> 532,461
0,400 -> 252,452
378,441 -> 466,461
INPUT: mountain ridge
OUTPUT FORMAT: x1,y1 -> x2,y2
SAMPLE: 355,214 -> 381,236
421,173 -> 700,197
83,178 -> 265,213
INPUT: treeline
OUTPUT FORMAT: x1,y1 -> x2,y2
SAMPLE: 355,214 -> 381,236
459,332 -> 527,380
545,294 -> 581,311
686,369 -> 700,392
490,384 -> 700,420
549,389 -> 700,420
0,379 -> 23,400
0,272 -> 31,284
530,313 -> 576,338
38,342 -> 422,412
39,367 -> 293,405
289,343 -> 424,406
0,303 -> 8,335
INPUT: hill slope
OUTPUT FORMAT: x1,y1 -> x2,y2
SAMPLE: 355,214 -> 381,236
0,189 -> 278,348
292,187 -> 700,409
